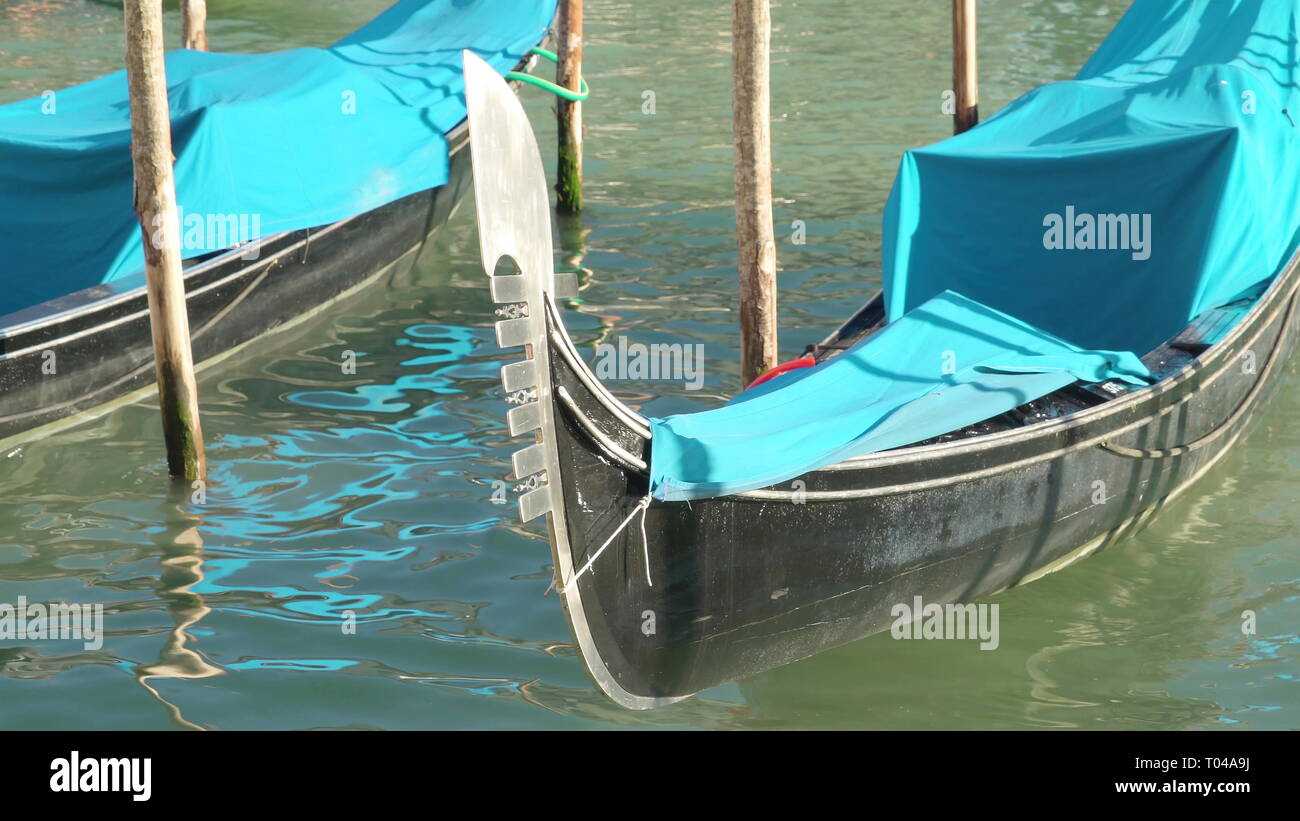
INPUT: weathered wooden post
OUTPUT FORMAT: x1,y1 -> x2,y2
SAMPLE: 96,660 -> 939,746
732,0 -> 778,386
555,0 -> 583,213
123,0 -> 207,481
953,0 -> 979,133
181,0 -> 208,52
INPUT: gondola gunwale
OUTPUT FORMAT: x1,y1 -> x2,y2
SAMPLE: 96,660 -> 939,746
545,245 -> 1300,499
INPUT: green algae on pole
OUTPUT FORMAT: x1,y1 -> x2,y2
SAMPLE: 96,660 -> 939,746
123,0 -> 207,481
555,0 -> 584,213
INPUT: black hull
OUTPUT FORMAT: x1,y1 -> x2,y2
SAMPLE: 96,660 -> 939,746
458,51 -> 1300,709
0,127 -> 472,446
530,257 -> 1299,708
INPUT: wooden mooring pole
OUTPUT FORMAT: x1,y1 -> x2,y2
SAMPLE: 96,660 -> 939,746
732,0 -> 778,386
181,0 -> 208,52
555,0 -> 583,213
123,0 -> 207,481
953,0 -> 979,134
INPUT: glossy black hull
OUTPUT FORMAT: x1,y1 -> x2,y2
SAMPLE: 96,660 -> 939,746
459,50 -> 1300,709
532,256 -> 1299,708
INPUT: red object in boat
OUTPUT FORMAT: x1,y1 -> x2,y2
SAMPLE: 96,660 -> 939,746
744,355 -> 816,391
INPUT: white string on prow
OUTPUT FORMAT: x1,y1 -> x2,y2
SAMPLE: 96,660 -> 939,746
639,497 -> 652,588
560,494 -> 653,594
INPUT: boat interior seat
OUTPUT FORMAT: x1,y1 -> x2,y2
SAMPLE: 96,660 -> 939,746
1170,278 -> 1274,353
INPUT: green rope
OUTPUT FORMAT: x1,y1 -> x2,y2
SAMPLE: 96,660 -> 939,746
505,47 -> 590,102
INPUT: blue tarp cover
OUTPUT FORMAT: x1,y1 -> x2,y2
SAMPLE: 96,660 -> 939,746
0,0 -> 556,316
886,0 -> 1300,354
649,0 -> 1300,501
649,290 -> 1151,501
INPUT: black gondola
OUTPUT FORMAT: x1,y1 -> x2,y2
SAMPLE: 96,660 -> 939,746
461,28 -> 1300,707
0,127 -> 472,446
0,2 -> 555,449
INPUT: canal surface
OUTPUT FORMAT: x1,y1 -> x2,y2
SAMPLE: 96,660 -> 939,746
0,0 -> 1295,729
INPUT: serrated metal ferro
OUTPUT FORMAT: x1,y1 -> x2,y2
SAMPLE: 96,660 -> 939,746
500,359 -> 537,392
490,275 -> 528,303
496,317 -> 531,348
507,402 -> 541,435
512,443 -> 547,479
519,485 -> 553,522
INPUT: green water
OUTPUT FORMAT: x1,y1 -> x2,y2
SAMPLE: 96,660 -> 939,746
0,0 -> 1296,729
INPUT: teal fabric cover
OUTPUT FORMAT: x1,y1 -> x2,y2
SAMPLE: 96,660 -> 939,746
649,290 -> 1151,502
649,0 -> 1300,501
884,0 -> 1300,354
0,0 -> 556,316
